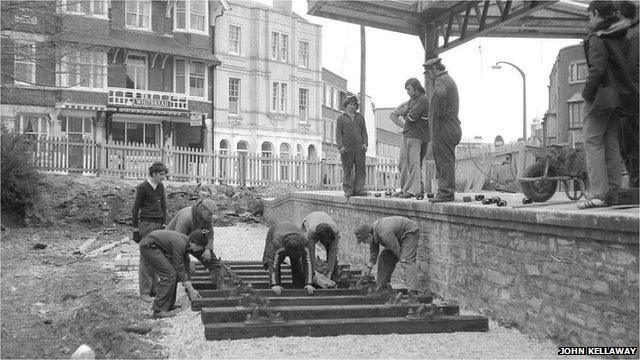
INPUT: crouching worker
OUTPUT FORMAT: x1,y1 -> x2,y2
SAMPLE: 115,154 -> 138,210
139,229 -> 206,318
166,199 -> 223,286
354,216 -> 421,296
262,221 -> 315,295
301,211 -> 341,282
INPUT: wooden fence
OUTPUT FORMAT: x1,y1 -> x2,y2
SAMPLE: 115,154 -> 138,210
28,137 -> 538,191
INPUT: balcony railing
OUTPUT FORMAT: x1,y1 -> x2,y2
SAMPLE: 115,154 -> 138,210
108,88 -> 188,111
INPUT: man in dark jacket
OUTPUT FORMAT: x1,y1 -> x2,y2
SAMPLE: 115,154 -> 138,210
336,96 -> 368,198
423,58 -> 462,203
166,199 -> 224,285
132,162 -> 168,302
616,1 -> 639,187
139,229 -> 206,318
262,221 -> 315,295
579,1 -> 639,208
389,78 -> 430,199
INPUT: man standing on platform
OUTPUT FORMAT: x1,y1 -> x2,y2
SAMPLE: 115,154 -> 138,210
423,58 -> 462,203
336,96 -> 368,198
354,216 -> 421,296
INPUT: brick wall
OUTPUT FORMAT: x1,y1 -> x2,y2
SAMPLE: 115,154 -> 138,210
263,193 -> 639,347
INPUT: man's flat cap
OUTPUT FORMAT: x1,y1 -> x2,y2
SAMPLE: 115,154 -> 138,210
423,57 -> 442,69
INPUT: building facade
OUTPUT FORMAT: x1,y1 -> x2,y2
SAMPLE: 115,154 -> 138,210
1,0 -> 230,154
374,107 -> 401,161
543,43 -> 586,147
212,0 -> 323,160
321,68 -> 349,159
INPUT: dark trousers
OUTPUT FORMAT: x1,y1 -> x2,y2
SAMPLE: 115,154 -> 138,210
433,121 -> 462,198
620,112 -> 639,188
139,244 -> 178,313
376,231 -> 420,292
341,146 -> 366,196
138,220 -> 163,296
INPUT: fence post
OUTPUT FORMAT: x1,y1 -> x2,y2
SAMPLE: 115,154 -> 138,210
238,152 -> 247,187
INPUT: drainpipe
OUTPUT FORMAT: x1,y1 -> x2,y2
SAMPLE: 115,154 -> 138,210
210,7 -> 225,154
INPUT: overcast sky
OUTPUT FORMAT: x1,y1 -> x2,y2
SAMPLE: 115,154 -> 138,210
256,0 -> 584,143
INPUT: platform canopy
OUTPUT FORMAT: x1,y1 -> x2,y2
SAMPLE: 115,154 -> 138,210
307,0 -> 589,54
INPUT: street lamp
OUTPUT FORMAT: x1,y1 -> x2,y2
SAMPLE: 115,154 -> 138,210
492,61 -> 527,141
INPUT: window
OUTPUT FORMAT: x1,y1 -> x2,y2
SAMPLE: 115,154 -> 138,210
14,41 -> 35,85
272,82 -> 287,113
569,62 -> 588,83
299,88 -> 308,122
189,62 -> 205,98
237,140 -> 248,155
60,116 -> 93,140
126,53 -> 147,90
333,89 -> 339,110
298,41 -> 309,68
568,101 -> 584,129
125,0 -> 151,30
270,32 -> 288,62
229,25 -> 241,54
280,143 -> 290,181
175,59 -> 207,98
64,49 -> 107,89
110,121 -> 160,145
229,78 -> 240,115
219,140 -> 229,154
324,85 -> 330,107
15,115 -> 46,136
63,0 -> 107,16
329,87 -> 335,109
174,0 -> 208,33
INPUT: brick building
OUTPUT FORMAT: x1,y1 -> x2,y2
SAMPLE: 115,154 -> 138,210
373,107 -> 401,162
543,43 -> 585,147
1,0 -> 228,155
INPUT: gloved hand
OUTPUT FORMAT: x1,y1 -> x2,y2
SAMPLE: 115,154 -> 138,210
304,284 -> 315,295
187,288 -> 201,300
271,285 -> 283,295
189,262 -> 196,275
132,230 -> 141,243
262,262 -> 269,271
361,145 -> 368,152
362,266 -> 372,277
202,249 -> 212,262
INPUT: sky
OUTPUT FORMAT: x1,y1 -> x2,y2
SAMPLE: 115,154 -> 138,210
257,0 -> 584,143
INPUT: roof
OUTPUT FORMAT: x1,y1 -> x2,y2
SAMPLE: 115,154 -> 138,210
307,1 -> 588,54
58,29 -> 220,63
375,107 -> 402,134
228,0 -> 316,26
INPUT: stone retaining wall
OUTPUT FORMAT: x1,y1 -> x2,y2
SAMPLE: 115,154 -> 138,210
263,192 -> 639,347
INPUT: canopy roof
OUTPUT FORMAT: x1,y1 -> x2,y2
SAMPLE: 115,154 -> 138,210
307,0 -> 588,54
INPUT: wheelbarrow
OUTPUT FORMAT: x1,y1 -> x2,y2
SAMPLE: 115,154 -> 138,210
518,160 -> 586,203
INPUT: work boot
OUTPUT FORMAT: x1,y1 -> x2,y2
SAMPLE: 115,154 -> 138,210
398,193 -> 414,199
428,195 -> 454,203
152,310 -> 176,319
140,294 -> 154,303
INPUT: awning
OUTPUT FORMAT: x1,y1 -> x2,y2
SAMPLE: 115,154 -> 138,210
566,93 -> 584,103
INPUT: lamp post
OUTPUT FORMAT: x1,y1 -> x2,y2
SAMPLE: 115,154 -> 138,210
492,61 -> 527,141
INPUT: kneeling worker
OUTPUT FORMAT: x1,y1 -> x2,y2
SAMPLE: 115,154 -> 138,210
262,221 -> 315,295
354,216 -> 421,295
301,211 -> 341,281
139,229 -> 206,318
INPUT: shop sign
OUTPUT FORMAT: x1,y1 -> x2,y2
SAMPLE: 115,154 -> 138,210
190,114 -> 202,127
133,98 -> 171,108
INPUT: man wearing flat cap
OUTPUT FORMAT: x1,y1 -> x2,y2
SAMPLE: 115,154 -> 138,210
336,95 -> 369,197
166,199 -> 224,286
423,57 -> 462,203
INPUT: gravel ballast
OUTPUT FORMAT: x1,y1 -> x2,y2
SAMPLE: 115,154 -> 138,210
148,224 -> 570,359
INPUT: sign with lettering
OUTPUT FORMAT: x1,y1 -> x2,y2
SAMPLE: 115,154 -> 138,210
190,114 -> 202,127
133,98 -> 171,108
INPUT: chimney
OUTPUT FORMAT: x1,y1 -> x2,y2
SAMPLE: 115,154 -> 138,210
273,0 -> 292,12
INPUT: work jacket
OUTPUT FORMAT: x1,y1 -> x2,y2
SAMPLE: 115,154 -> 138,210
262,221 -> 314,286
166,201 -> 214,252
429,71 -> 460,135
140,230 -> 190,282
369,216 -> 419,265
393,92 -> 430,141
336,112 -> 368,150
582,17 -> 639,115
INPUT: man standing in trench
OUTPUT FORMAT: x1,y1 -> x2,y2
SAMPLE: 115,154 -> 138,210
423,58 -> 462,203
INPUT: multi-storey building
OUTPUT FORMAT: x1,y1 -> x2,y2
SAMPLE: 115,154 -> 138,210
543,43 -> 585,147
321,68 -> 349,159
212,0 -> 323,160
374,107 -> 401,161
1,0 -> 228,152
